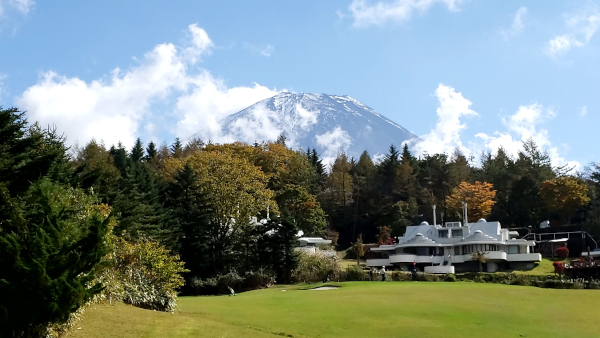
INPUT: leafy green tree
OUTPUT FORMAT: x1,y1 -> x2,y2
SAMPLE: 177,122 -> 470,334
275,184 -> 327,236
351,234 -> 365,266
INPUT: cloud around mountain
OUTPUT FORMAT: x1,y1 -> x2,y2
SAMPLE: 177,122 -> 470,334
15,23 -> 577,169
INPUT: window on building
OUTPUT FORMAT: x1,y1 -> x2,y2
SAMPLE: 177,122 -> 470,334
454,247 -> 460,255
451,229 -> 463,238
438,230 -> 448,238
507,245 -> 520,254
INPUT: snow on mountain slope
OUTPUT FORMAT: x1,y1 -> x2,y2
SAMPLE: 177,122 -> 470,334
192,92 -> 417,163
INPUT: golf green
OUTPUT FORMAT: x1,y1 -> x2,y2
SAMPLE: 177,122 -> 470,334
70,282 -> 600,337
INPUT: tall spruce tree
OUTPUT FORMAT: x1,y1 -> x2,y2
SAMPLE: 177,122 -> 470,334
163,163 -> 212,277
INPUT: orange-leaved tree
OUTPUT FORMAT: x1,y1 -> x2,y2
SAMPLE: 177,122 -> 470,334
446,181 -> 496,223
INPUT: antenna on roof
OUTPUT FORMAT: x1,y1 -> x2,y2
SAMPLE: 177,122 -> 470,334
461,201 -> 468,225
432,205 -> 436,226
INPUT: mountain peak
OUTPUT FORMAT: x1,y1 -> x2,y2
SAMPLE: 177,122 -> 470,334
193,93 -> 417,163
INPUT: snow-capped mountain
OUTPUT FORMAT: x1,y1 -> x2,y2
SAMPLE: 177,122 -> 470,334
194,92 -> 417,163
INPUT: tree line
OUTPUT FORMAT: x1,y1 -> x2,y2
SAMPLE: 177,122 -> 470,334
1,105 -> 599,335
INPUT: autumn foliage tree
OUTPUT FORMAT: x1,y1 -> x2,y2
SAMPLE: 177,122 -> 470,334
446,181 -> 497,222
539,177 -> 590,225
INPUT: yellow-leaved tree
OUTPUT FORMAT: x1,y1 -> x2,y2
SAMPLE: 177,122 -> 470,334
539,176 -> 590,225
446,181 -> 497,222
163,148 -> 277,270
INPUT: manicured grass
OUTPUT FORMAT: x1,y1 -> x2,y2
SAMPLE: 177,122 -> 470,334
70,282 -> 600,338
504,258 -> 569,275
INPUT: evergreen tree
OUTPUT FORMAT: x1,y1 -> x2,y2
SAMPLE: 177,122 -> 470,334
163,163 -> 212,278
72,140 -> 121,204
109,142 -> 129,177
171,138 -> 183,159
378,145 -> 401,199
145,141 -> 157,162
130,138 -> 145,163
0,181 -> 110,337
257,215 -> 299,284
112,161 -> 165,240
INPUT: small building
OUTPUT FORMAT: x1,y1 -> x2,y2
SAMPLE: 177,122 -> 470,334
295,235 -> 336,257
366,219 -> 541,273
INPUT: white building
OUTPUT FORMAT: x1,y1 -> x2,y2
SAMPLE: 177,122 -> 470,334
296,236 -> 336,257
366,219 -> 541,273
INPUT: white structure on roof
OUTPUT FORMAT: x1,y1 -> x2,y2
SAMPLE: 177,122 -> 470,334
295,231 -> 336,257
367,218 -> 541,273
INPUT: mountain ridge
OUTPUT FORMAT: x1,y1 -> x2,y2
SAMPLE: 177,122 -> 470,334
193,92 -> 418,162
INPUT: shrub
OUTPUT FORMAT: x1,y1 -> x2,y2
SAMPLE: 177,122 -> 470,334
189,269 -> 275,295
555,247 -> 569,260
97,236 -> 188,312
392,271 -> 411,281
292,251 -> 339,283
444,274 -> 457,282
590,281 -> 600,289
573,281 -> 585,289
346,265 -> 367,281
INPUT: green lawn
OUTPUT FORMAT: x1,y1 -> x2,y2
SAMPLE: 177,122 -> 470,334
70,282 -> 600,338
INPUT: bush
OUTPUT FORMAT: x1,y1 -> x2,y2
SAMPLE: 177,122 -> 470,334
444,274 -> 457,282
555,247 -> 569,260
590,281 -> 600,289
292,251 -> 339,283
392,271 -> 412,281
190,269 -> 275,295
97,236 -> 188,312
345,265 -> 367,281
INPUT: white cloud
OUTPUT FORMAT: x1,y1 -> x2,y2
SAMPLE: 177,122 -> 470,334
412,84 -> 577,170
547,34 -> 583,55
315,126 -> 352,165
546,6 -> 600,56
244,43 -> 274,57
411,83 -> 477,156
0,74 -> 7,101
5,0 -> 33,14
16,23 -> 278,149
501,7 -> 527,40
476,104 -> 577,169
580,106 -> 588,118
348,0 -> 464,28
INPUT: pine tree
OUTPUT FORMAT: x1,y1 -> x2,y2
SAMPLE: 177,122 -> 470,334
109,142 -> 129,177
163,163 -> 212,277
145,141 -> 157,162
130,138 -> 145,163
378,145 -> 401,199
112,152 -> 165,240
257,215 -> 299,284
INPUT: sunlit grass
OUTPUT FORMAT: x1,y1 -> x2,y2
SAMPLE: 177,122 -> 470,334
71,281 -> 600,338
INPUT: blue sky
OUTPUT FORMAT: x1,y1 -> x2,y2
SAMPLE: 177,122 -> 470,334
0,0 -> 598,168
